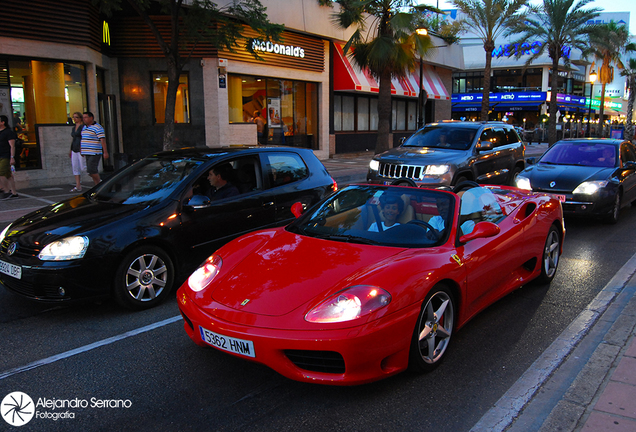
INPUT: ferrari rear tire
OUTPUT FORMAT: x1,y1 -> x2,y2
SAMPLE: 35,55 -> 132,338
408,284 -> 455,373
113,246 -> 175,310
536,226 -> 560,284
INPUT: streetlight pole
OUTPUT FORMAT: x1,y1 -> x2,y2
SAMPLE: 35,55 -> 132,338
586,70 -> 597,137
416,28 -> 428,130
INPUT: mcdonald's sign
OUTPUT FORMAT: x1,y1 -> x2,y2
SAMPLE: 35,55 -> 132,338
103,21 -> 111,46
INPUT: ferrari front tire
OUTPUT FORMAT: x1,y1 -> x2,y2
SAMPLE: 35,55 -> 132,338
408,284 -> 455,373
113,246 -> 175,310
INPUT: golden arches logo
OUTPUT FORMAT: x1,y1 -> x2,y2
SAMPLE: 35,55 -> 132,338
102,21 -> 111,46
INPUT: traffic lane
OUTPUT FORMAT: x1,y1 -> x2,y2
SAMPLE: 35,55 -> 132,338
2,209 -> 636,431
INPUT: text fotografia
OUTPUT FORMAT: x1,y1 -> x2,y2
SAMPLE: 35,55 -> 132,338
37,397 -> 132,409
251,39 -> 305,58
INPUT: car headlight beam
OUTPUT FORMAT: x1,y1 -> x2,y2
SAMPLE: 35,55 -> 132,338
39,236 -> 89,261
424,165 -> 450,176
515,175 -> 532,190
573,180 -> 608,195
188,254 -> 223,292
369,160 -> 380,171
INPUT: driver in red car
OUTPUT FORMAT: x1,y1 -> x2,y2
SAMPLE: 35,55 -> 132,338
368,193 -> 403,232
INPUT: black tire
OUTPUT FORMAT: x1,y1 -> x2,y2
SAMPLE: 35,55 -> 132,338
452,175 -> 468,187
535,226 -> 560,284
391,178 -> 417,187
604,192 -> 621,225
408,284 -> 455,373
113,246 -> 175,310
452,180 -> 480,193
510,166 -> 523,186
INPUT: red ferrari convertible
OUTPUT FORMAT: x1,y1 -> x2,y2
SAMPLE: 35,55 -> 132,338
177,182 -> 564,385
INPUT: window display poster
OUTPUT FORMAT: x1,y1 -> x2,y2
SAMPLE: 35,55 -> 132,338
267,98 -> 281,128
0,88 -> 11,120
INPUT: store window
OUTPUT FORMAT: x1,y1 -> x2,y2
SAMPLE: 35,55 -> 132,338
4,59 -> 87,170
453,71 -> 484,94
334,94 -> 379,132
152,73 -> 190,124
228,74 -> 319,149
392,99 -> 418,131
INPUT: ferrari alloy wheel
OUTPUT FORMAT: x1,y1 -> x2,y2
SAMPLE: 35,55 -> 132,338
537,226 -> 560,284
605,192 -> 621,225
114,246 -> 175,310
409,285 -> 455,373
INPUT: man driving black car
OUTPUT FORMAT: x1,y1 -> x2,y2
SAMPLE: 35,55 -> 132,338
207,163 -> 240,201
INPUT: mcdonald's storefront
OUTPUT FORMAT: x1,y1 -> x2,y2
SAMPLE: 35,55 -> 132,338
0,0 -> 122,187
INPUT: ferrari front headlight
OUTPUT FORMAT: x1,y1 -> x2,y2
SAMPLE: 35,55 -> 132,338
573,180 -> 608,195
305,285 -> 391,323
188,254 -> 223,292
39,236 -> 89,261
515,175 -> 532,190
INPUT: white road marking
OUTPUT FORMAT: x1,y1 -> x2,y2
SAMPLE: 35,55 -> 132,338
0,315 -> 182,380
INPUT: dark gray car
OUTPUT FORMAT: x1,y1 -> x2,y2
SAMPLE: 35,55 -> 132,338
367,121 -> 525,187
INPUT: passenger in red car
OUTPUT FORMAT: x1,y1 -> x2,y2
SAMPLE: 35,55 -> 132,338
368,193 -> 403,232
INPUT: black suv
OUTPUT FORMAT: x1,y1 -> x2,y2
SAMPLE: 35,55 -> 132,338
367,121 -> 525,187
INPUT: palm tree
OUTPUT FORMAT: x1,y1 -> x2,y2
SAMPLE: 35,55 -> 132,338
583,22 -> 632,138
450,0 -> 529,122
319,0 -> 440,154
621,58 -> 636,142
506,0 -> 600,145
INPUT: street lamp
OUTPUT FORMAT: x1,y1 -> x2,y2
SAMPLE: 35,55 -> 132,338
586,69 -> 598,137
416,28 -> 428,130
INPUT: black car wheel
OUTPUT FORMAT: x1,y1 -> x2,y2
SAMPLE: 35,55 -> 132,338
409,284 -> 455,373
536,226 -> 560,284
604,192 -> 621,225
113,246 -> 175,310
510,166 -> 522,186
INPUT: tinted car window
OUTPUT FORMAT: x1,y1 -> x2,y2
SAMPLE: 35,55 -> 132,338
505,127 -> 521,144
263,152 -> 308,187
541,143 -> 618,168
621,143 -> 636,164
402,125 -> 479,150
93,157 -> 203,204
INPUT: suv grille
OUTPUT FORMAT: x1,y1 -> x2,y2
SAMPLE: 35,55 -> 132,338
379,163 -> 423,180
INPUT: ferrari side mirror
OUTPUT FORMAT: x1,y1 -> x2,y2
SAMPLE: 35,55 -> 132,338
291,202 -> 305,218
459,221 -> 500,243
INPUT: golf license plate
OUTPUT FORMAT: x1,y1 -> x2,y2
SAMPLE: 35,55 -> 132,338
199,326 -> 255,358
549,193 -> 566,202
0,259 -> 21,279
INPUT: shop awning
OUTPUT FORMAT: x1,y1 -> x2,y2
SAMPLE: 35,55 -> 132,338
333,43 -> 450,100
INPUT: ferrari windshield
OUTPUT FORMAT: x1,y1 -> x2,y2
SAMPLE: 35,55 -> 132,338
402,125 -> 479,151
90,157 -> 204,204
540,142 -> 618,168
288,185 -> 456,247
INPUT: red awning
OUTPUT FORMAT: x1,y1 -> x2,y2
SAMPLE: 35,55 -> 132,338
333,43 -> 450,100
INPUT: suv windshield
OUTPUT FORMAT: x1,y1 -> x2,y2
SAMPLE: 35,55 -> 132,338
288,185 -> 455,247
91,157 -> 204,204
402,125 -> 479,151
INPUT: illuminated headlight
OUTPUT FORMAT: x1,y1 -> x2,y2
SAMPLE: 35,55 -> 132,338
39,236 -> 89,261
573,180 -> 608,195
188,254 -> 222,292
0,225 -> 9,243
305,285 -> 391,323
515,175 -> 532,190
424,165 -> 450,175
369,160 -> 380,171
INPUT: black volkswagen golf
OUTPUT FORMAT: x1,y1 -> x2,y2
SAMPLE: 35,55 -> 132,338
0,146 -> 336,309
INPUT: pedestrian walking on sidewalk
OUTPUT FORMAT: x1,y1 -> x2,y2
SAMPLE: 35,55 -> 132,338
81,111 -> 109,185
0,115 -> 19,199
69,112 -> 85,192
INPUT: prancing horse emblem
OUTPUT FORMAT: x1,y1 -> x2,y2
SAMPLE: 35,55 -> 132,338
241,299 -> 250,306
550,181 -> 556,188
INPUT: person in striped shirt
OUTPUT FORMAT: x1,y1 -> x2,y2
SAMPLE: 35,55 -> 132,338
81,111 -> 109,184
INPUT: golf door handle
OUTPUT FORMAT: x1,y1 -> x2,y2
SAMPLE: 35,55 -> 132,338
263,201 -> 274,207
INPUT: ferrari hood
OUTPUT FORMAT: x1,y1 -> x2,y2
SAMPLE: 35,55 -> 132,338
376,146 -> 465,165
211,231 -> 403,316
527,164 -> 614,192
6,196 -> 143,245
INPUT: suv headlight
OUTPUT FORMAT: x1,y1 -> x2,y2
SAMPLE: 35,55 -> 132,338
369,160 -> 380,171
0,225 -> 9,243
39,236 -> 89,261
515,175 -> 531,190
573,180 -> 608,195
424,165 -> 450,176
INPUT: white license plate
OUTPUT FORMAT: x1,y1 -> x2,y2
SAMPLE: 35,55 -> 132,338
199,326 -> 255,358
549,193 -> 566,202
0,259 -> 21,280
